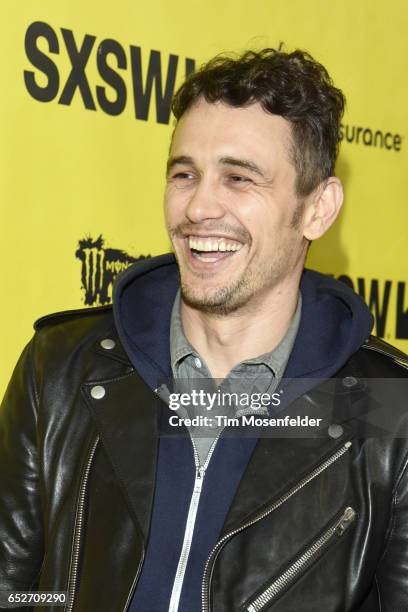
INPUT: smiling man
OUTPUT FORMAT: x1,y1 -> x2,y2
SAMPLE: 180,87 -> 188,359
1,48 -> 408,612
164,96 -> 342,379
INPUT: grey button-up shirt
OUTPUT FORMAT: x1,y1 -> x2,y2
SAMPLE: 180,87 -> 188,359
169,290 -> 302,466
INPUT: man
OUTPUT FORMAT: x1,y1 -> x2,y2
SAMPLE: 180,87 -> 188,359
1,48 -> 408,612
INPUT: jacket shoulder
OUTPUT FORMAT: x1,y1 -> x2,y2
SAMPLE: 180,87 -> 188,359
31,305 -> 120,371
361,335 -> 408,370
34,305 -> 113,330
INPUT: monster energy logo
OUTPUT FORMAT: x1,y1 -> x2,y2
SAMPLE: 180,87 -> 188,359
76,235 -> 149,305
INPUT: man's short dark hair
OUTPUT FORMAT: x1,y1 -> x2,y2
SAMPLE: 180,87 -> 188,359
172,48 -> 345,197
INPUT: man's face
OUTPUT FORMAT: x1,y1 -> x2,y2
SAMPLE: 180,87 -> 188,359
164,98 -> 310,315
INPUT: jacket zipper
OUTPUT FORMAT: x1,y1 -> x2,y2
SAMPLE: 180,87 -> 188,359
245,506 -> 356,611
65,435 -> 100,612
201,440 -> 352,612
168,432 -> 222,612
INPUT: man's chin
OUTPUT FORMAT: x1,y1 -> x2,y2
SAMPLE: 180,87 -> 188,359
180,282 -> 247,316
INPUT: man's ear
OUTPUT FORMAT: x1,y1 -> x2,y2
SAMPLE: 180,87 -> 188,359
302,177 -> 344,240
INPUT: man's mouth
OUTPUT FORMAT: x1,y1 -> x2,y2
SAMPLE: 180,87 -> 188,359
187,235 -> 243,263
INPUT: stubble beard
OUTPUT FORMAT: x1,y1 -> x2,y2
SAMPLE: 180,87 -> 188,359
179,254 -> 288,317
173,200 -> 306,316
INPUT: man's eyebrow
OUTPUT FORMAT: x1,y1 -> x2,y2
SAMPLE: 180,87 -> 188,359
219,156 -> 266,178
166,155 -> 268,179
166,155 -> 194,174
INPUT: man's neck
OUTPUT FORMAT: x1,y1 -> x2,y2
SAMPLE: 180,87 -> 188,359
180,278 -> 301,379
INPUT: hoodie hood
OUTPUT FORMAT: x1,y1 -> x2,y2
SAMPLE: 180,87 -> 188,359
112,253 -> 374,390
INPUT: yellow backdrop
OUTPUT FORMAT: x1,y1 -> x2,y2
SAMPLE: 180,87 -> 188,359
1,0 -> 407,396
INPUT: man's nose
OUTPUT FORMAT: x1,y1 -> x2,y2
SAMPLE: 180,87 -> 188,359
185,176 -> 226,224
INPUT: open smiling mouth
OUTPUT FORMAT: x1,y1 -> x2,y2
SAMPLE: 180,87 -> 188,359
187,235 -> 243,263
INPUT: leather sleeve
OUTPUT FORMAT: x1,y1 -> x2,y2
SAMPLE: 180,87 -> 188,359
0,338 -> 44,604
375,450 -> 408,611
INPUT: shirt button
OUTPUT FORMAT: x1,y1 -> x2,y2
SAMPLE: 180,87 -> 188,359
194,357 -> 202,369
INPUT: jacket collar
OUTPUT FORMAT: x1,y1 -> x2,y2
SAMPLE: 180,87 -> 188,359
82,326 -> 160,540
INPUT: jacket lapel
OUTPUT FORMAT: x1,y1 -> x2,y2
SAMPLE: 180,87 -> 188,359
82,336 -> 161,541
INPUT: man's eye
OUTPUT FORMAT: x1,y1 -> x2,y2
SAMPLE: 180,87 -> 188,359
167,171 -> 197,189
171,172 -> 195,180
228,174 -> 252,184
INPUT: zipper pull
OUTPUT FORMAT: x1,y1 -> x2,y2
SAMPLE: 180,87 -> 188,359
195,466 -> 205,492
335,507 -> 356,536
155,384 -> 170,403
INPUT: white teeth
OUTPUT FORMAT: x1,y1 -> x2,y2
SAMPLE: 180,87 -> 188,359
195,254 -> 218,262
188,236 -> 242,253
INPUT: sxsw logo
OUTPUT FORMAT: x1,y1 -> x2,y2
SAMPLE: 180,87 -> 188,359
23,21 -> 195,123
333,274 -> 408,341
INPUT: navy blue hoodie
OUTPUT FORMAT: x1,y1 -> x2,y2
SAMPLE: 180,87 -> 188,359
112,253 -> 374,612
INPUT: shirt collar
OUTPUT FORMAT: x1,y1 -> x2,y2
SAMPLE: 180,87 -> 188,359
170,290 -> 302,378
169,290 -> 195,368
241,295 -> 302,378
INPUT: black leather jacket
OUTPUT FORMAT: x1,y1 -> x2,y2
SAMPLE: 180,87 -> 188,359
1,306 -> 408,612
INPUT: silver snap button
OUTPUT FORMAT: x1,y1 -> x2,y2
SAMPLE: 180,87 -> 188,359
328,424 -> 344,439
100,338 -> 116,350
194,357 -> 202,369
90,385 -> 106,399
342,376 -> 358,388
